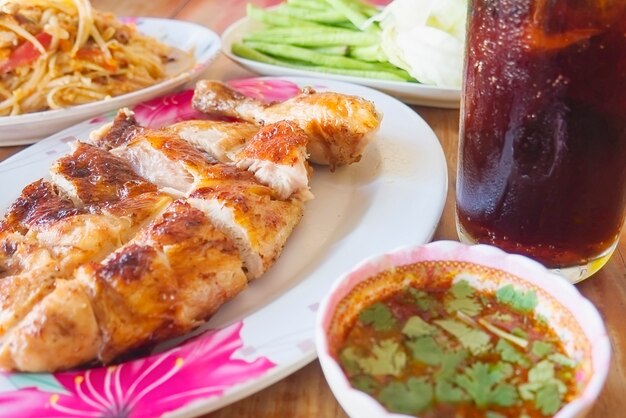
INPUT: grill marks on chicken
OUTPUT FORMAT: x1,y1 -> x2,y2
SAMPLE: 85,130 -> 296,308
0,81 -> 380,371
51,142 -> 158,204
189,163 -> 305,280
0,116 -> 311,372
193,80 -> 381,169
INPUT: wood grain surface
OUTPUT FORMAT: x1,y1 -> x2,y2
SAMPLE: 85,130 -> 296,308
1,1 -> 624,417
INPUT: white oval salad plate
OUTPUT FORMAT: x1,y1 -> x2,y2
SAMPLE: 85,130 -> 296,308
0,17 -> 221,147
222,17 -> 461,109
0,76 -> 447,417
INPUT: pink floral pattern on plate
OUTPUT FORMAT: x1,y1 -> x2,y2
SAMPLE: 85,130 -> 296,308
133,89 -> 210,128
0,322 -> 274,417
227,78 -> 301,103
0,77 -> 319,417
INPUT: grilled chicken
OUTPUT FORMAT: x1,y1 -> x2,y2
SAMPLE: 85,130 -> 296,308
193,80 -> 381,169
0,145 -> 172,359
0,79 -> 379,372
165,120 -> 258,163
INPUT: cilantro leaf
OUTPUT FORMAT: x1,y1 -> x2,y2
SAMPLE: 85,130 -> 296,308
351,375 -> 379,394
528,360 -> 555,382
446,298 -> 483,316
359,302 -> 396,331
520,360 -> 567,413
435,319 -> 492,355
455,362 -> 518,408
358,339 -> 407,377
406,336 -> 443,366
339,347 -> 362,376
531,341 -> 554,358
435,379 -> 467,403
548,353 -> 577,368
402,315 -> 437,338
535,382 -> 562,415
486,412 -> 507,418
496,285 -> 538,313
445,280 -> 483,316
496,339 -> 530,367
379,377 -> 433,415
450,280 -> 475,299
437,349 -> 467,379
492,361 -> 515,379
408,288 -> 433,311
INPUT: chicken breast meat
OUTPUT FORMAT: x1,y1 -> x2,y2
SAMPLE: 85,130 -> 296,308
192,80 -> 382,169
0,79 -> 380,372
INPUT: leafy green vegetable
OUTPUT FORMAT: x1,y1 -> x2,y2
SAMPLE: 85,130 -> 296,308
548,353 -> 577,368
351,375 -> 379,394
519,360 -> 566,414
435,379 -> 467,403
339,346 -> 362,376
435,319 -> 492,355
531,341 -> 554,358
496,339 -> 530,367
406,336 -> 443,366
493,361 -> 515,379
357,339 -> 407,376
433,349 -> 469,403
359,302 -> 396,331
446,297 -> 482,317
445,280 -> 483,316
496,285 -> 538,313
486,412 -> 507,418
450,280 -> 475,299
535,382 -> 562,415
379,377 -> 433,415
437,349 -> 467,379
408,288 -> 434,311
455,362 -> 518,407
528,360 -> 556,383
402,315 -> 437,338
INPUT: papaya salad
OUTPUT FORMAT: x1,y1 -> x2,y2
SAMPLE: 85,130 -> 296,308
0,0 -> 193,116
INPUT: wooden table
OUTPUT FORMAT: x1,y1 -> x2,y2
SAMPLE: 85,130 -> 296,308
2,1 -> 624,416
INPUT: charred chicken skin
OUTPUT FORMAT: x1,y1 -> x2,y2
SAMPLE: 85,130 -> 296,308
0,80 -> 380,372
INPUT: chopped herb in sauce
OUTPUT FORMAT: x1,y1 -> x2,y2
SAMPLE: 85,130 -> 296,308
335,278 -> 579,418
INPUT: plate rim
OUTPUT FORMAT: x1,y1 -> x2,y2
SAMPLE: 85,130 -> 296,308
0,76 -> 448,418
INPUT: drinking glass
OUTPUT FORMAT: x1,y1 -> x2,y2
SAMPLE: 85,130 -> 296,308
456,0 -> 626,282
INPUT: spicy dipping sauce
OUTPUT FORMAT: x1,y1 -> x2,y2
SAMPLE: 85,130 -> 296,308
329,264 -> 580,418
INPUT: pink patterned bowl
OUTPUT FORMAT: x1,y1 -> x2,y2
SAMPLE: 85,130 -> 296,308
315,240 -> 610,418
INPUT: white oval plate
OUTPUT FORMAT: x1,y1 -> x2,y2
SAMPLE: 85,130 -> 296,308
222,17 -> 461,109
0,17 -> 221,146
0,76 -> 447,417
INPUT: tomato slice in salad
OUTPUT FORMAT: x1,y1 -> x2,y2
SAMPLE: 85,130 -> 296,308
0,32 -> 53,74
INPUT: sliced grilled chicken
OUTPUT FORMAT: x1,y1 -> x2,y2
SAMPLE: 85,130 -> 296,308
108,129 -> 216,196
0,149 -> 171,352
188,163 -> 306,280
51,142 -> 158,205
0,280 -> 100,372
235,121 -> 312,201
193,80 -> 381,169
0,201 -> 247,371
165,120 -> 258,163
0,79 -> 379,372
88,108 -> 144,150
